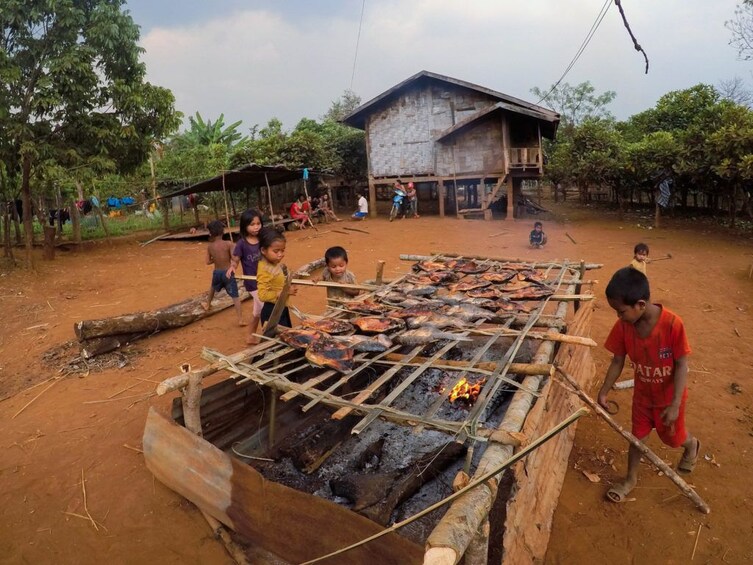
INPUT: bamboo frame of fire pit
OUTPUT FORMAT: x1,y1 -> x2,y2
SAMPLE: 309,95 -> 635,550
151,253 -> 602,564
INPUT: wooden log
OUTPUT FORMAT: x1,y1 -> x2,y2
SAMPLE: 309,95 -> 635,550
280,414 -> 360,474
143,408 -> 423,564
555,365 -> 711,514
80,332 -> 148,359
330,441 -> 467,526
70,201 -> 81,244
375,260 -> 385,285
42,225 -> 56,260
74,289 -> 250,342
293,257 -> 325,277
200,511 -> 251,565
181,368 -> 203,437
379,354 -> 552,376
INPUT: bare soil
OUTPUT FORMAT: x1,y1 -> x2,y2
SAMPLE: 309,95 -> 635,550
0,203 -> 751,564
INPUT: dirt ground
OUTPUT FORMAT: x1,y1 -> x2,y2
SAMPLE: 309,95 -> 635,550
0,201 -> 751,564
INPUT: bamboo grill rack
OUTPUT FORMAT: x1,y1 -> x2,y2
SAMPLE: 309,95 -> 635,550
163,253 -> 600,440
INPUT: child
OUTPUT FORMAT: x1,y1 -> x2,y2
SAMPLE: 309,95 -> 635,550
352,192 -> 368,220
529,221 -> 547,248
406,182 -> 419,218
230,209 -> 263,344
203,220 -> 244,325
257,226 -> 297,329
630,242 -> 649,275
597,267 -> 699,503
316,246 -> 360,307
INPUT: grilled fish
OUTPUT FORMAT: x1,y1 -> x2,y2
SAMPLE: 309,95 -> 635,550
301,318 -> 355,335
466,287 -> 503,299
406,314 -> 468,330
353,316 -> 405,334
415,260 -> 447,272
345,299 -> 393,314
449,278 -> 491,292
450,260 -> 490,274
445,303 -> 495,322
388,306 -> 435,319
436,292 -> 493,307
396,327 -> 473,345
393,283 -> 439,297
305,336 -> 354,373
334,333 -> 393,352
481,270 -> 517,283
279,328 -> 325,350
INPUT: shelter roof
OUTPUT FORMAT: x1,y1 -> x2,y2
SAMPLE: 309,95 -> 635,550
342,70 -> 560,131
435,101 -> 559,141
162,163 -> 308,198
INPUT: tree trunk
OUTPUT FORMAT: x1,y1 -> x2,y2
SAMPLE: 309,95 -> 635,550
42,225 -> 56,260
70,200 -> 81,243
21,155 -> 34,268
654,199 -> 661,229
162,197 -> 170,230
11,199 -> 22,245
730,185 -> 738,228
3,201 -> 15,262
74,288 -> 250,342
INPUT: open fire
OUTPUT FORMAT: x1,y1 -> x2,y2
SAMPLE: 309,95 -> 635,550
444,377 -> 486,405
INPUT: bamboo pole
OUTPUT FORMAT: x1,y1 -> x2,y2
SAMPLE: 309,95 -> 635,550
466,327 -> 596,347
554,365 -> 711,514
264,173 -> 275,227
235,274 -> 376,291
221,170 -> 232,230
380,353 -> 551,376
399,253 -> 602,270
300,408 -> 588,565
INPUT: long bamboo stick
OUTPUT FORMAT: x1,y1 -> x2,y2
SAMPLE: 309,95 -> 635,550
380,353 -> 552,376
235,274 -> 377,291
554,365 -> 710,514
467,328 -> 596,347
399,253 -> 602,270
299,408 -> 589,565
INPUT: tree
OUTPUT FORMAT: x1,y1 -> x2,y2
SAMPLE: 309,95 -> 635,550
0,0 -> 180,267
726,1 -> 753,60
530,81 -> 616,132
718,76 -> 753,107
322,89 -> 362,122
174,112 -> 246,149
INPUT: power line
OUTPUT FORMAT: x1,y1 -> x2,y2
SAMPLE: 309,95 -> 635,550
350,0 -> 367,91
536,0 -> 612,105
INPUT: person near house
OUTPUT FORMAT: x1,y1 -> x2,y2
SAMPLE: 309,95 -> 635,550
202,220 -> 244,325
290,193 -> 313,229
318,193 -> 341,222
597,267 -> 699,503
529,221 -> 547,248
630,242 -> 650,275
230,209 -> 264,344
406,182 -> 419,218
257,226 -> 297,329
352,192 -> 368,220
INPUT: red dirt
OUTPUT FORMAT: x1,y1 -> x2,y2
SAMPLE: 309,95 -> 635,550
0,204 -> 751,563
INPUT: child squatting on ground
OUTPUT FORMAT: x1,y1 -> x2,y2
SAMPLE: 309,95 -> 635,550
597,267 -> 700,503
630,242 -> 649,275
203,220 -> 244,325
529,221 -> 547,248
257,226 -> 297,329
229,209 -> 264,344
314,246 -> 361,307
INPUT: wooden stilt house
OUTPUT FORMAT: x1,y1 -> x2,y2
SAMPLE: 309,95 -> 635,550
342,71 -> 560,220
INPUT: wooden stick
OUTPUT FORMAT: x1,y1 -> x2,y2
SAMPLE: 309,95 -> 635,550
467,327 -> 596,347
201,510 -> 251,565
13,377 -> 62,419
565,232 -> 577,244
343,226 -> 370,234
554,365 -> 710,514
80,468 -> 99,531
235,274 -> 377,291
400,253 -> 602,270
375,260 -> 385,285
300,408 -> 589,565
691,523 -> 703,561
262,270 -> 293,337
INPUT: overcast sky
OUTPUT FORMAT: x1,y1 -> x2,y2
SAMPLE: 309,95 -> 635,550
125,0 -> 752,133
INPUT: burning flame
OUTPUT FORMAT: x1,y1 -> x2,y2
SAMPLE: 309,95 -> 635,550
446,377 -> 485,404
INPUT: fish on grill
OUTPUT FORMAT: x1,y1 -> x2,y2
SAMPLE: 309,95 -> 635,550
388,306 -> 436,319
445,303 -> 495,322
449,278 -> 491,292
481,270 -> 517,283
301,318 -> 355,335
345,299 -> 393,314
279,328 -> 325,350
415,260 -> 447,272
504,286 -> 555,300
466,287 -> 503,299
406,314 -> 468,330
353,316 -> 405,334
453,260 -> 490,274
305,336 -> 354,373
518,270 -> 547,283
436,292 -> 494,307
393,283 -> 439,297
334,333 -> 393,352
407,271 -> 456,285
500,278 -> 535,291
396,327 -> 473,345
492,299 -> 532,313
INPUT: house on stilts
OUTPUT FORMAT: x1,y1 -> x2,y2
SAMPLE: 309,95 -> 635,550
342,70 -> 560,220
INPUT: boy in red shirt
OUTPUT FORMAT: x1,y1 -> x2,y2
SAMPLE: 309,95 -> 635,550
598,267 -> 700,503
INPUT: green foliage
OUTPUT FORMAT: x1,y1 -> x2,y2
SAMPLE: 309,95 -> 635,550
531,81 -> 616,132
173,112 -> 247,149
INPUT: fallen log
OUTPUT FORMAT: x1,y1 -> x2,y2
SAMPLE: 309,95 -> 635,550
74,289 -> 251,342
280,414 -> 360,474
330,441 -> 466,526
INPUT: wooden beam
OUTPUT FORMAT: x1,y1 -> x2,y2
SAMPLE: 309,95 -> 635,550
438,181 -> 445,218
380,354 -> 552,376
236,274 -> 377,292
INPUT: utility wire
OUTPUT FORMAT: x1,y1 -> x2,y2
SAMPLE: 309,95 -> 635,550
536,0 -> 612,106
350,0 -> 367,91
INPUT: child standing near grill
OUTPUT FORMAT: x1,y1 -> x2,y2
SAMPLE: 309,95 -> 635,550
597,267 -> 699,503
203,220 -> 244,325
529,221 -> 547,248
257,226 -> 297,329
315,246 -> 360,307
630,242 -> 650,275
230,209 -> 263,344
